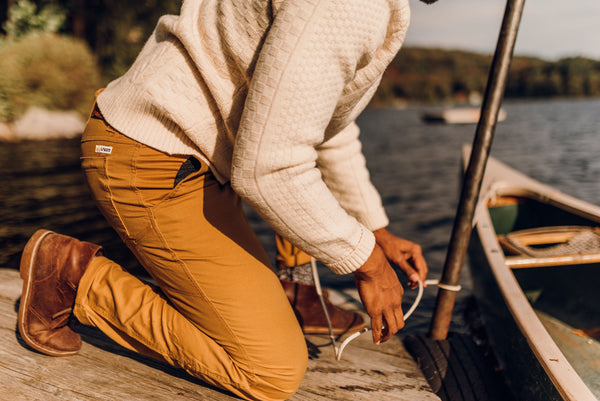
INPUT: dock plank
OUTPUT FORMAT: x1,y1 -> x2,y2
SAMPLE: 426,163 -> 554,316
0,269 -> 439,400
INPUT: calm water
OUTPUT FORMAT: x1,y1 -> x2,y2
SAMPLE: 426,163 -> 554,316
1,98 -> 599,335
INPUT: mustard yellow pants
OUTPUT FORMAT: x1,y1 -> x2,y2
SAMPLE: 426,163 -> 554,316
275,235 -> 312,268
73,111 -> 307,401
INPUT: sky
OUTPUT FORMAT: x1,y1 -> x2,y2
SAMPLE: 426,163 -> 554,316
405,0 -> 600,60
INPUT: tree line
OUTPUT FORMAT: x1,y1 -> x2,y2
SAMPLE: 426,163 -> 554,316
374,47 -> 600,106
2,1 -> 599,104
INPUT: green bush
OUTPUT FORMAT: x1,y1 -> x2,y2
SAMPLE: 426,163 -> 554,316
0,34 -> 101,122
3,0 -> 66,40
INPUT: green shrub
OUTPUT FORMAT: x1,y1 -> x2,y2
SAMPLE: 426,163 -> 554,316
3,0 -> 66,40
0,34 -> 101,122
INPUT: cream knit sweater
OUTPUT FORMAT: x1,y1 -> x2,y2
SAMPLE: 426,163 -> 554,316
97,0 -> 410,274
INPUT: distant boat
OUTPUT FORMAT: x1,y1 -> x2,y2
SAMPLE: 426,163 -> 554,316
464,146 -> 599,401
422,107 -> 507,124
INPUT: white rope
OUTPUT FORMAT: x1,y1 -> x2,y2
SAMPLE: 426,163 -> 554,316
310,256 -> 458,360
310,257 -> 339,355
436,282 -> 462,292
334,278 -> 439,360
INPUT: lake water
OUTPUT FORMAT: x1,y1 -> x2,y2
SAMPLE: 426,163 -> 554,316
1,98 -> 599,335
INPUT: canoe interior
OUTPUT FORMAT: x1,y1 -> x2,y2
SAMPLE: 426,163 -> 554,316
488,196 -> 597,236
488,195 -> 600,332
487,195 -> 600,398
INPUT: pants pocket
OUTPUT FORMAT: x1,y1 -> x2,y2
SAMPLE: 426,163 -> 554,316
173,156 -> 203,188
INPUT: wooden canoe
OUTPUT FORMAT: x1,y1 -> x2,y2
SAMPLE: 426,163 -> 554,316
464,146 -> 600,401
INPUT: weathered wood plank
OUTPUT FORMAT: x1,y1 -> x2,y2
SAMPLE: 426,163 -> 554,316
298,335 -> 436,400
0,268 -> 438,400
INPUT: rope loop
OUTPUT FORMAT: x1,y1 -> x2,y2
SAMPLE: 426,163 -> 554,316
436,282 -> 462,292
310,258 -> 459,360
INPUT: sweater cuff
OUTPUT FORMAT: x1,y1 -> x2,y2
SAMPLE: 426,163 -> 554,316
327,227 -> 376,275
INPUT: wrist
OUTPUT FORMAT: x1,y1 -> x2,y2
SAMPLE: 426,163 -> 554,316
354,244 -> 386,279
373,227 -> 392,245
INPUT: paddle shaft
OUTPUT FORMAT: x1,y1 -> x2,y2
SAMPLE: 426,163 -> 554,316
429,0 -> 526,340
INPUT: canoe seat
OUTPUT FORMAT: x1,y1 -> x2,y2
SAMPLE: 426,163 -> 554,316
498,226 -> 600,268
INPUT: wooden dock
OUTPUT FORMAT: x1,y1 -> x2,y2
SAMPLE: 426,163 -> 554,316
0,268 -> 440,401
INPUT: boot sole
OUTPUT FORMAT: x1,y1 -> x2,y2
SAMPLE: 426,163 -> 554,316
18,229 -> 79,357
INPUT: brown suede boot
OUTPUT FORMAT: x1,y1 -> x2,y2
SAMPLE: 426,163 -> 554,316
18,229 -> 102,357
280,279 -> 366,335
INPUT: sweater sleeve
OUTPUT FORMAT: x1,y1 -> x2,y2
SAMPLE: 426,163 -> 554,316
231,0 -> 406,274
316,121 -> 389,232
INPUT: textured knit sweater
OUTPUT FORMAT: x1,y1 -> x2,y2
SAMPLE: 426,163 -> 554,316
96,0 -> 410,274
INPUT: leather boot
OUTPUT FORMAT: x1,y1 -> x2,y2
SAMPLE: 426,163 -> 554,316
280,279 -> 366,335
18,229 -> 102,356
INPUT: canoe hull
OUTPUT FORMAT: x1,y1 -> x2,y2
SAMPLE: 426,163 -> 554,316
468,230 -> 563,401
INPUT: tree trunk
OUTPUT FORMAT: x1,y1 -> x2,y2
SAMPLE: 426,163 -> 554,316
1,0 -> 15,33
72,0 -> 86,39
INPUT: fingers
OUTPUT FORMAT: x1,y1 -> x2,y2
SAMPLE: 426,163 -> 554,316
391,244 -> 428,288
371,304 -> 405,345
372,229 -> 428,285
381,308 -> 404,343
396,258 -> 420,289
371,314 -> 383,345
412,245 -> 429,282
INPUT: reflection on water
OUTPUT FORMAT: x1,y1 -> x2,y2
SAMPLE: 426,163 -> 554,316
0,138 -> 139,273
1,98 -> 599,334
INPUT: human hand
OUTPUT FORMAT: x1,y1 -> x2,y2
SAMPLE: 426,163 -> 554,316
354,244 -> 404,345
373,228 -> 428,289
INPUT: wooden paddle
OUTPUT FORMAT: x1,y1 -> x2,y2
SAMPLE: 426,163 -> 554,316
429,0 -> 527,340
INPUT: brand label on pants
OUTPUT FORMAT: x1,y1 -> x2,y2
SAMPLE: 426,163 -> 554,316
95,145 -> 113,154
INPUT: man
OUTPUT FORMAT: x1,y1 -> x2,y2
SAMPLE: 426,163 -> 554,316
18,1 -> 428,400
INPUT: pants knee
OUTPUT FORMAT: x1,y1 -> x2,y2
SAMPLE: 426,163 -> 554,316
244,340 -> 308,401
